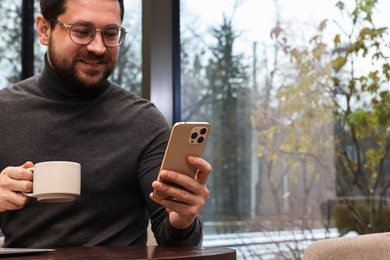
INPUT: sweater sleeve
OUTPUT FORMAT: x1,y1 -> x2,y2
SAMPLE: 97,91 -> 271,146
149,206 -> 203,246
161,214 -> 203,246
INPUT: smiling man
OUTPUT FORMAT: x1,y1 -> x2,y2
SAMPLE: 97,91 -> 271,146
0,0 -> 211,248
39,0 -> 123,88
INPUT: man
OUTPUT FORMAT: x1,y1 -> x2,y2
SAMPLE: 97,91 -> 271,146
0,0 -> 211,248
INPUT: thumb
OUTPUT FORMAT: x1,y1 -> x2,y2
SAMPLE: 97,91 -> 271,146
21,161 -> 34,169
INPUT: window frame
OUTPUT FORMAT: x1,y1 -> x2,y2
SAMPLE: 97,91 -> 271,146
141,0 -> 180,125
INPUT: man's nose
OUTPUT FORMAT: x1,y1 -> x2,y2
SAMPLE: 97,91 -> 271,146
86,32 -> 106,55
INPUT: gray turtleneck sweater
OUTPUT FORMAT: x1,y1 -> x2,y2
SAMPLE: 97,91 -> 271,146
0,58 -> 202,248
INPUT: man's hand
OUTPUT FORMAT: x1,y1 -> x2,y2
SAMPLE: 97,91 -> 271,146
0,161 -> 34,212
150,156 -> 211,229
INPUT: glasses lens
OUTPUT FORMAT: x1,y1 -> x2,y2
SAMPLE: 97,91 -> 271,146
103,26 -> 126,46
70,23 -> 95,44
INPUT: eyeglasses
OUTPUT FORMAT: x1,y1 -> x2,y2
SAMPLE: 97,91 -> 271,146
50,19 -> 127,47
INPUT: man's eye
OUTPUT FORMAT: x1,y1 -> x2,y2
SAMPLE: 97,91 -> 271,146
72,25 -> 92,37
73,30 -> 90,36
104,30 -> 119,38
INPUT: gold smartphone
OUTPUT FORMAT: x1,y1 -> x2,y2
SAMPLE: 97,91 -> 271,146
153,122 -> 211,199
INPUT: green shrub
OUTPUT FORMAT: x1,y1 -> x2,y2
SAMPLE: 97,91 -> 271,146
335,203 -> 390,235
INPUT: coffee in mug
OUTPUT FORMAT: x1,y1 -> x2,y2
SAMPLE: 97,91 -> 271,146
24,161 -> 81,203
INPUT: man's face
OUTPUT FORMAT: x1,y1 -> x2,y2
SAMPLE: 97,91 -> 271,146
47,0 -> 122,88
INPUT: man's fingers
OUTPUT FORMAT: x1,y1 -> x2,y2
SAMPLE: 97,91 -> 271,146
188,156 -> 211,184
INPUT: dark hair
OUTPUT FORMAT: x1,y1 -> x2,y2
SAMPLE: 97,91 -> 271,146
39,0 -> 124,22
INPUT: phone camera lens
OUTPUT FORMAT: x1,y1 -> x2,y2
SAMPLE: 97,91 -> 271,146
191,132 -> 198,139
200,128 -> 207,135
198,137 -> 204,143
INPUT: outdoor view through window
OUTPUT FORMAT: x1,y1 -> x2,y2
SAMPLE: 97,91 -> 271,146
0,0 -> 389,259
180,0 -> 390,258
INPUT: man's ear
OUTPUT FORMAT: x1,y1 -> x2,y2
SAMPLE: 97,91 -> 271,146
36,14 -> 50,46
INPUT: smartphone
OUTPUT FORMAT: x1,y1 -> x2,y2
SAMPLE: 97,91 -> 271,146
153,122 -> 211,199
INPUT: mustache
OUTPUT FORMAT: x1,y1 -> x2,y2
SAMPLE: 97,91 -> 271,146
79,53 -> 106,61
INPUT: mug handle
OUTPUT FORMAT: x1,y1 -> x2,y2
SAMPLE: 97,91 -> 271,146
22,167 -> 35,197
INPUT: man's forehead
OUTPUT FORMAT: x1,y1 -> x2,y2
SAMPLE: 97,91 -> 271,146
60,0 -> 121,24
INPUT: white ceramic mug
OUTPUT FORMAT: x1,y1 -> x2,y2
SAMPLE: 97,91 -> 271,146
24,161 -> 81,203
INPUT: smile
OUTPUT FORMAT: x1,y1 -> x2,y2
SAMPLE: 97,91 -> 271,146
82,60 -> 102,64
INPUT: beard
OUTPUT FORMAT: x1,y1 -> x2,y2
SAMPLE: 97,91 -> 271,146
47,40 -> 117,88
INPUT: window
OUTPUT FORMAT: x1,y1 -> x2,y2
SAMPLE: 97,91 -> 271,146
0,1 -> 22,87
113,0 -> 142,95
2,0 -> 389,258
181,0 -> 390,258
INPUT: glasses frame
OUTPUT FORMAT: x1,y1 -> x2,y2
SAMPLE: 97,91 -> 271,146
49,19 -> 127,47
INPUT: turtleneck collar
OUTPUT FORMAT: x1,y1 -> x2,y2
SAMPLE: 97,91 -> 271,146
38,54 -> 110,101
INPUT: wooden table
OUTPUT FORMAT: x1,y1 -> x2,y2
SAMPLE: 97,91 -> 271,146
0,246 -> 236,259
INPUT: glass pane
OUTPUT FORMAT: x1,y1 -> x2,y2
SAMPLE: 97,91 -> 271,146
0,1 -> 142,96
0,1 -> 22,87
111,0 -> 142,95
180,0 -> 390,258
